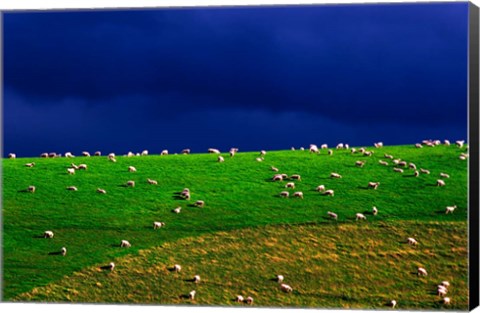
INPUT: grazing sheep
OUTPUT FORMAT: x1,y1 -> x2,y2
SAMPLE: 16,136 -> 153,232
300,147 -> 305,151
417,267 -> 428,276
292,191 -> 304,199
28,185 -> 36,193
445,205 -> 457,214
345,144 -> 349,149
49,152 -> 58,158
94,151 -> 101,156
290,174 -> 301,181
363,151 -> 373,157
356,213 -> 366,221
126,180 -> 135,187
280,284 -> 293,293
97,188 -> 107,194
25,162 -> 35,168
441,281 -> 450,288
78,164 -> 87,170
108,153 -> 115,158
330,172 -> 342,178
384,154 -> 393,159
438,286 -> 447,297
328,149 -> 333,155
109,156 -> 117,162
440,173 -> 450,178
108,262 -> 115,271
320,144 -> 328,149
218,156 -> 225,162
236,295 -> 244,303
193,275 -> 201,283
374,142 -> 383,148
61,247 -> 67,256
8,153 -> 16,159
409,163 -> 417,169
141,150 -> 148,156
65,152 -> 74,158
407,237 -> 418,245
120,240 -> 131,248
245,296 -> 254,305
229,149 -> 235,157
271,166 -> 279,172
153,221 -> 166,229
208,148 -> 221,154
391,300 -> 397,308
195,200 -> 205,208
368,182 -> 380,189
285,182 -> 295,189
70,163 -> 79,170
66,186 -> 78,191
444,140 -> 451,146
420,168 -> 430,174
255,157 -> 264,162
161,150 -> 168,156
316,185 -> 326,192
67,168 -> 76,175
276,275 -> 284,283
280,191 -> 290,198
273,174 -> 284,181
172,207 -> 182,214
182,149 -> 191,154
351,148 -> 357,154
398,161 -> 407,167
147,178 -> 158,185
455,140 -> 465,148
358,147 -> 366,154
310,144 -> 319,153
260,150 -> 267,156
372,206 -> 378,215
128,166 -> 137,172
414,171 -> 420,177
327,211 -> 338,219
355,160 -> 365,167
392,159 -> 401,165
40,152 -> 49,158
323,189 -> 334,196
415,143 -> 423,148
379,160 -> 389,166
127,151 -> 134,157
393,168 -> 404,173
291,147 -> 296,151
459,155 -> 467,160
82,151 -> 90,157
336,143 -> 344,149
44,230 -> 54,238
443,297 -> 451,305
437,179 -> 446,187
173,264 -> 182,272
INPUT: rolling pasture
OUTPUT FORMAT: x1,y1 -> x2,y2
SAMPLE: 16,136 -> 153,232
2,143 -> 469,309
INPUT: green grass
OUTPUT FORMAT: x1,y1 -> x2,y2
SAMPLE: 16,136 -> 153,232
2,144 -> 469,308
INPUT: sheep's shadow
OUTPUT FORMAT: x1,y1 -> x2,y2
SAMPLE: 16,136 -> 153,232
117,184 -> 129,188
184,278 -> 197,283
167,267 -> 180,272
357,186 -> 369,190
100,265 -> 113,271
179,294 -> 191,300
110,244 -> 122,248
48,251 -> 63,256
33,235 -> 46,239
403,174 -> 417,178
172,195 -> 185,200
18,189 -> 30,193
435,210 -> 446,214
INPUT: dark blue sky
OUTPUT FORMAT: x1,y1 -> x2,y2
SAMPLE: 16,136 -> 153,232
3,2 -> 469,157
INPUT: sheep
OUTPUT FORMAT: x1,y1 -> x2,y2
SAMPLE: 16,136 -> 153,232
392,159 -> 401,165
260,150 -> 267,156
172,207 -> 182,214
300,147 -> 305,151
292,191 -> 304,199
415,143 -> 423,148
141,150 -> 148,156
66,186 -> 78,191
320,144 -> 328,149
374,142 -> 383,148
193,275 -> 201,283
146,178 -> 158,185
379,160 -> 389,166
108,262 -> 115,271
328,149 -> 333,155
70,163 -> 79,170
390,300 -> 397,308
235,295 -> 244,303
40,152 -> 49,158
384,154 -> 393,159
94,151 -> 102,156
61,247 -> 67,256
127,151 -> 134,157
126,180 -> 135,187
409,163 -> 417,169
245,296 -> 254,304
276,275 -> 284,283
356,213 -> 366,220
229,149 -> 236,157
455,140 -> 465,148
153,221 -> 166,229
351,148 -> 357,154
161,150 -> 168,156
323,189 -> 334,196
445,205 -> 457,214
407,237 -> 418,245
393,168 -> 404,173
417,267 -> 428,276
49,152 -> 58,158
358,147 -> 366,154
368,182 -> 380,189
279,191 -> 290,198
195,200 -> 205,208
459,155 -> 467,160
441,281 -> 450,288
67,168 -> 76,175
440,173 -> 450,178
444,140 -> 451,146
271,166 -> 279,172
420,168 -> 430,174
336,143 -> 344,149
316,185 -> 326,192
414,171 -> 420,177
208,148 -> 220,154
330,172 -> 342,178
97,188 -> 107,194
363,151 -> 373,157
108,153 -> 116,158
327,211 -> 338,219
25,162 -> 35,168
291,147 -> 296,151
372,206 -> 378,215
285,182 -> 295,189
290,174 -> 301,181
128,166 -> 137,172
28,185 -> 36,193
255,157 -> 264,162
437,286 -> 447,297
8,153 -> 16,159
65,152 -> 74,158
78,164 -> 87,170
443,297 -> 451,305
109,156 -> 117,162
437,179 -> 446,187
182,149 -> 191,154
280,284 -> 293,293
355,160 -> 365,167
173,264 -> 182,272
398,161 -> 407,167
273,174 -> 284,181
44,230 -> 54,238
309,144 -> 319,153
120,240 -> 131,248
82,151 -> 90,157
218,156 -> 225,162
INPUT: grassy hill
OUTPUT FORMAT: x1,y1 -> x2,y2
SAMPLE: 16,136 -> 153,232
2,144 -> 469,308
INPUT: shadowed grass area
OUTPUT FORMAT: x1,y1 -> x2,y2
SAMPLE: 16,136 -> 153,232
2,144 -> 468,304
13,221 -> 468,310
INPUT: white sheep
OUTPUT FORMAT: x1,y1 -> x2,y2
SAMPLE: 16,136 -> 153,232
316,185 -> 326,192
61,247 -> 67,256
236,295 -> 244,302
28,185 -> 36,193
147,178 -> 158,185
441,281 -> 450,288
455,140 -> 465,148
40,152 -> 49,158
161,150 -> 168,156
66,186 -> 78,191
229,150 -> 235,157
444,140 -> 451,146
374,142 -> 383,148
97,188 -> 107,194
208,148 -> 220,154
153,221 -> 166,229
310,144 -> 319,153
82,151 -> 90,157
323,189 -> 334,196
173,207 -> 182,214
356,213 -> 366,220
108,153 -> 115,158
44,230 -> 54,238
398,161 -> 407,167
25,162 -> 35,167
273,174 -> 284,181
255,157 -> 264,162
120,240 -> 131,248
141,150 -> 149,156
407,237 -> 418,245
355,161 -> 365,167
195,200 -> 205,208
379,160 -> 389,166
173,264 -> 182,272
409,163 -> 417,169
445,205 -> 457,214
368,182 -> 380,189
218,156 -> 225,162
437,286 -> 447,297
127,151 -> 134,157
290,174 -> 301,181
393,168 -> 404,173
330,172 -> 342,178
320,144 -> 328,149
420,168 -> 430,174
351,148 -> 357,154
126,180 -> 135,187
276,275 -> 284,283
292,191 -> 304,199
391,300 -> 397,308
245,296 -> 254,304
285,182 -> 295,189
94,151 -> 101,156
437,179 -> 446,187
415,143 -> 423,148
67,168 -> 76,175
384,154 -> 393,159
128,166 -> 137,172
336,143 -> 344,149
443,297 -> 450,305
65,152 -> 74,158
414,171 -> 420,177
108,262 -> 115,271
109,156 -> 117,162
8,153 -> 16,159
417,267 -> 428,276
279,191 -> 290,198
328,149 -> 333,155
440,173 -> 450,178
280,284 -> 293,293
271,166 -> 279,172
78,164 -> 87,170
193,275 -> 201,283
260,150 -> 267,156
71,163 -> 79,170
327,211 -> 338,219
363,151 -> 373,157
372,206 -> 378,215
